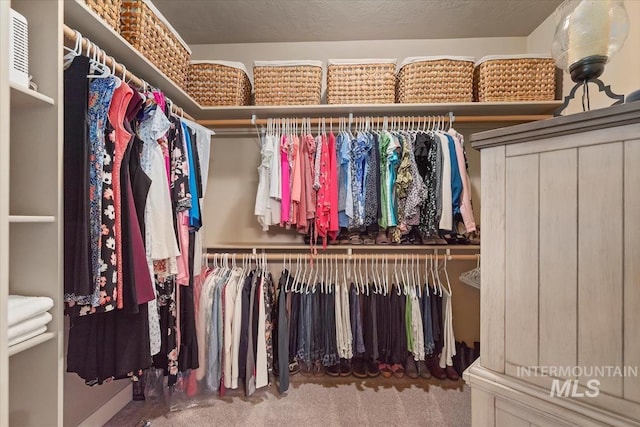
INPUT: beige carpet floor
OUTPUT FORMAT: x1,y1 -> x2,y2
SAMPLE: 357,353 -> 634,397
105,374 -> 471,427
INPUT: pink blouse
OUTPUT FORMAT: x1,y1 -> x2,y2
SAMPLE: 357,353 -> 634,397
290,135 -> 302,225
280,135 -> 291,225
327,133 -> 339,240
315,135 -> 330,245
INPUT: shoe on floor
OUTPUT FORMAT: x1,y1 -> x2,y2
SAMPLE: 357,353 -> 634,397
445,365 -> 460,381
339,358 -> 352,377
289,360 -> 300,375
391,363 -> 405,379
352,358 -> 367,378
367,360 -> 381,377
313,360 -> 326,376
405,356 -> 419,379
417,360 -> 431,379
426,355 -> 447,380
326,363 -> 340,377
300,361 -> 314,377
379,363 -> 393,378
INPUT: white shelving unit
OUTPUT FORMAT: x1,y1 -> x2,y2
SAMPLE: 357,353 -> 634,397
0,0 -> 63,426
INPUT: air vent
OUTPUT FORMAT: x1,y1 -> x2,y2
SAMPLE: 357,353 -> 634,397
9,8 -> 29,88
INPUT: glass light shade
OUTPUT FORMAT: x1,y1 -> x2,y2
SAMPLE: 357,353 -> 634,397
552,0 -> 629,81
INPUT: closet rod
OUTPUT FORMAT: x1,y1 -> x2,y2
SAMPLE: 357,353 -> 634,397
205,253 -> 479,262
197,115 -> 550,128
62,24 -> 196,122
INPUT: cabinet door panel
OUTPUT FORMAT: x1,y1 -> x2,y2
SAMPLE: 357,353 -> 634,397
578,143 -> 623,396
539,149 -> 578,369
505,154 -> 539,369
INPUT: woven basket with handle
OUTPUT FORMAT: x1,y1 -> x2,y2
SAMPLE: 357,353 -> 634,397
253,61 -> 323,106
120,0 -> 191,89
474,55 -> 556,102
84,0 -> 122,32
187,61 -> 252,106
396,57 -> 474,103
327,59 -> 396,104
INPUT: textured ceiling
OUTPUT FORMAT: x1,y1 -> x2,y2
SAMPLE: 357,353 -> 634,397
153,0 -> 563,45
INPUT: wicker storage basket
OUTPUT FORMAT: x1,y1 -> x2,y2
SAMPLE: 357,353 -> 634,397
474,55 -> 556,102
84,0 -> 122,32
396,56 -> 474,103
327,59 -> 396,104
120,0 -> 191,89
253,60 -> 323,105
187,61 -> 251,106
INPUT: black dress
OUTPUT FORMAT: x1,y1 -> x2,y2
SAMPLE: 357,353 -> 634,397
63,55 -> 92,302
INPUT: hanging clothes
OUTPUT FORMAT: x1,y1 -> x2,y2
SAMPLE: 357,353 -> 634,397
64,57 -> 212,389
253,118 -> 476,246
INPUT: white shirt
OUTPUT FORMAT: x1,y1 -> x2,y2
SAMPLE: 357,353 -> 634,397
255,133 -> 272,230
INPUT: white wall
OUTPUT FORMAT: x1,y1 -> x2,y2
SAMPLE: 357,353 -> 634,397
527,0 -> 640,114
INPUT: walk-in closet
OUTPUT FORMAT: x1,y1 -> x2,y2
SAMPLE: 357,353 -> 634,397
0,0 -> 638,426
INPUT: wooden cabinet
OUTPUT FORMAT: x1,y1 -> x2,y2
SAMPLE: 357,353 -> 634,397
465,102 -> 640,426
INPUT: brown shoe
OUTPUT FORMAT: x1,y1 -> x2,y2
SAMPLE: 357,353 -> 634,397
362,232 -> 376,245
445,365 -> 460,381
426,355 -> 447,380
432,233 -> 448,245
375,231 -> 389,245
467,230 -> 480,245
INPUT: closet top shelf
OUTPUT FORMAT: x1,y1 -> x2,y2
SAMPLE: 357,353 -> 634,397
65,0 -> 561,123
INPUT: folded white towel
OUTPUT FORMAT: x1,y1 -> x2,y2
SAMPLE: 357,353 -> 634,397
8,295 -> 54,327
8,312 -> 52,341
8,325 -> 48,347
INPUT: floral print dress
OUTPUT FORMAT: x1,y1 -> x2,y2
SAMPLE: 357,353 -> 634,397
66,76 -> 117,316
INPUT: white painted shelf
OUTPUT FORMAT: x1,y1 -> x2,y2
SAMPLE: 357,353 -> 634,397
10,82 -> 55,107
8,332 -> 55,357
8,215 -> 55,223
